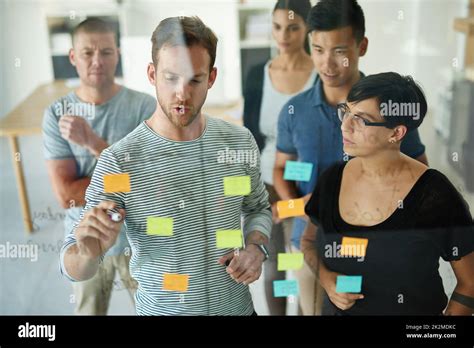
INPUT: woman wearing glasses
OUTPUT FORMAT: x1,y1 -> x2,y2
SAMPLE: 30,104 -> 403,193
302,72 -> 474,315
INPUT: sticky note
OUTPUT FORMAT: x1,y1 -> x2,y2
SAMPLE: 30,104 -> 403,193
340,237 -> 368,257
276,198 -> 305,219
336,275 -> 362,293
163,273 -> 189,292
216,229 -> 243,249
147,217 -> 173,236
103,173 -> 131,193
273,280 -> 299,297
223,176 -> 251,196
277,253 -> 304,271
283,161 -> 313,182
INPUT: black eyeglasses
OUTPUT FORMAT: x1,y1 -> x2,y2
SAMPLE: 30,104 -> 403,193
337,103 -> 392,129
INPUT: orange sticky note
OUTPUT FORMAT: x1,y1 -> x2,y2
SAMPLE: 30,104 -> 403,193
277,199 -> 305,219
163,273 -> 189,292
103,173 -> 131,193
340,237 -> 368,257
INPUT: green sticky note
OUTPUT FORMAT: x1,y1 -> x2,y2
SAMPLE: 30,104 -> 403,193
147,217 -> 173,236
223,176 -> 251,196
216,230 -> 243,249
277,253 -> 304,271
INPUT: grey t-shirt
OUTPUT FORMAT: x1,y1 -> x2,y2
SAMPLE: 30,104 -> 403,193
42,86 -> 156,256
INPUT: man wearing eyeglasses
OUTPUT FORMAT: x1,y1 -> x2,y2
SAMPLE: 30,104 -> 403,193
273,0 -> 428,316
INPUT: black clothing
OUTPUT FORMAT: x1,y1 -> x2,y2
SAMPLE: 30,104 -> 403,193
305,161 -> 474,315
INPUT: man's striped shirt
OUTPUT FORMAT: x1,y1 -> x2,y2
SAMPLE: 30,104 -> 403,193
60,116 -> 272,315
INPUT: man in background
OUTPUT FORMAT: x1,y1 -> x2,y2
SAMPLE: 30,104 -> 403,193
43,18 -> 156,314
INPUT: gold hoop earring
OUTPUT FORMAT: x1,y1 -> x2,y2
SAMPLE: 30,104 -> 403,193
389,139 -> 396,144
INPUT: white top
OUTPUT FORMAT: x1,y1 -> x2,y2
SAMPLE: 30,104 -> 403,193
259,61 -> 317,185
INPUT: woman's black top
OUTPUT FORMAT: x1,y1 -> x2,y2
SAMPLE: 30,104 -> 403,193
305,161 -> 474,315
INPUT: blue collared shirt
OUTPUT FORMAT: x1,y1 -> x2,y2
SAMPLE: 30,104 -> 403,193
276,75 -> 426,248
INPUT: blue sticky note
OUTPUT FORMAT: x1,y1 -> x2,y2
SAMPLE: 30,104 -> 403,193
273,280 -> 299,297
283,161 -> 313,182
336,275 -> 362,293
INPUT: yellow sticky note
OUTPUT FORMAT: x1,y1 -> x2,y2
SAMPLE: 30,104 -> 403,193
341,237 -> 368,257
147,217 -> 173,236
103,173 -> 131,193
216,230 -> 243,249
277,253 -> 304,271
163,273 -> 189,292
223,176 -> 251,196
277,199 -> 305,219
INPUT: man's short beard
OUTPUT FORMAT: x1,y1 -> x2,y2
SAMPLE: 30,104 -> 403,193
157,97 -> 201,129
168,108 -> 199,128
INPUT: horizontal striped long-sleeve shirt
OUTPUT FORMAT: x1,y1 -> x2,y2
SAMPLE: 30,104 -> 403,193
60,116 -> 272,315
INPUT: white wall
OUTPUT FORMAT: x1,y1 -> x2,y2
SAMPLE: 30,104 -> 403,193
358,0 -> 467,110
0,0 -> 5,116
0,0 -> 53,117
0,0 -> 241,117
0,0 -> 121,117
119,0 -> 241,105
411,0 -> 467,104
1,0 -> 468,116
